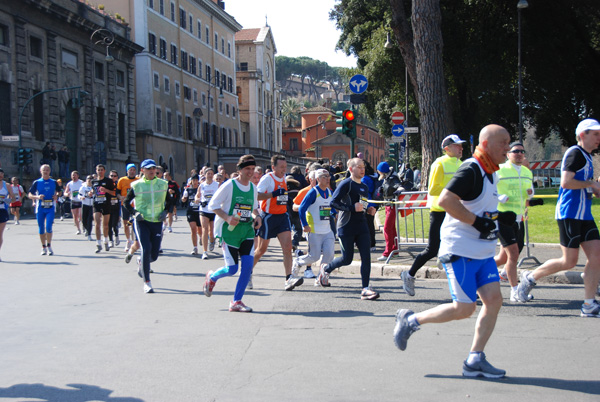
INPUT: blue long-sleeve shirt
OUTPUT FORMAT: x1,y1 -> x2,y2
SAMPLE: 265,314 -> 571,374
330,177 -> 369,237
299,186 -> 336,228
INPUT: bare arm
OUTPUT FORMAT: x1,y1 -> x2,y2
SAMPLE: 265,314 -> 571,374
562,170 -> 600,196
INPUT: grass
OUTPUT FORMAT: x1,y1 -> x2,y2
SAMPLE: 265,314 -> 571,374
377,187 -> 600,244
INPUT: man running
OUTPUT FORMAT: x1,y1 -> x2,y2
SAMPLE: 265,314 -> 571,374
107,170 -> 121,247
65,171 -> 84,235
393,124 -> 510,378
203,155 -> 262,312
317,158 -> 380,300
117,163 -> 138,253
517,118 -> 600,317
29,165 -> 59,255
124,159 -> 168,293
92,164 -> 116,253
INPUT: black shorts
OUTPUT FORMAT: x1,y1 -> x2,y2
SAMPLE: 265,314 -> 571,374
257,212 -> 291,239
121,205 -> 132,222
93,203 -> 110,215
165,203 -> 175,213
187,210 -> 201,226
557,218 -> 600,248
498,220 -> 525,252
0,209 -> 8,223
70,201 -> 82,210
199,211 -> 215,221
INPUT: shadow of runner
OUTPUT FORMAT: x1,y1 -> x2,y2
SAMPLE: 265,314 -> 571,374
0,383 -> 144,402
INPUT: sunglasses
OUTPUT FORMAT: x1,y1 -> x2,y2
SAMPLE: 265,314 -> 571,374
110,175 -> 118,177
509,150 -> 526,154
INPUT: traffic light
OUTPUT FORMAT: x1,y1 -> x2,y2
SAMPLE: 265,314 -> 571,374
24,148 -> 33,165
335,109 -> 357,139
17,148 -> 25,166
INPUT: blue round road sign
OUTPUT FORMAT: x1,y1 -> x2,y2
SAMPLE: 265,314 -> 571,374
349,74 -> 368,94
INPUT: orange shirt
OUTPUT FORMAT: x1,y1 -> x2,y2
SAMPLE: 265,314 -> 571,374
293,185 -> 312,206
259,172 -> 288,214
117,176 -> 139,197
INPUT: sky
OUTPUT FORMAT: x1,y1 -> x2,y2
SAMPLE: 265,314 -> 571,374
224,0 -> 358,68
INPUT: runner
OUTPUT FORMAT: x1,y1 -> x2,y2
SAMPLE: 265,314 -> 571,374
28,165 -> 59,255
295,169 -> 335,285
254,155 -> 302,291
517,118 -> 600,317
9,177 -> 24,225
163,171 -> 180,233
107,170 -> 121,247
393,124 -> 510,378
316,158 -> 379,300
199,168 -> 218,259
78,175 -> 95,240
124,159 -> 168,293
181,174 -> 202,255
116,163 -> 138,253
92,164 -> 116,253
0,169 -> 16,260
203,154 -> 262,312
65,171 -> 84,234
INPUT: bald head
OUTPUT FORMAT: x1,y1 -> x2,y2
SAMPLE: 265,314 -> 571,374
479,124 -> 511,165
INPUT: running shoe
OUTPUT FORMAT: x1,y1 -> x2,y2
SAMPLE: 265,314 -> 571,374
88,235 -> 93,241
191,247 -> 198,255
393,309 -> 419,351
581,300 -> 600,318
104,242 -> 110,252
15,221 -> 19,225
47,246 -> 54,256
167,227 -> 173,233
462,353 -> 506,378
109,241 -> 114,248
499,269 -> 508,282
76,230 -> 81,235
125,253 -> 133,264
316,263 -> 331,287
209,241 -> 215,252
516,271 -> 536,303
137,257 -> 142,278
285,275 -> 304,291
304,268 -> 316,279
115,237 -> 120,246
124,240 -> 133,252
361,286 -> 380,300
95,245 -> 102,253
41,247 -> 47,256
247,274 -> 253,289
229,300 -> 253,312
509,289 -> 534,303
143,281 -> 154,294
377,255 -> 388,261
201,252 -> 208,260
60,216 -> 64,221
370,246 -> 377,252
401,270 -> 416,297
203,270 -> 216,297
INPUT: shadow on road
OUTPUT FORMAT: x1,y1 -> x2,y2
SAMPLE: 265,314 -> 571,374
425,374 -> 600,395
0,383 -> 144,401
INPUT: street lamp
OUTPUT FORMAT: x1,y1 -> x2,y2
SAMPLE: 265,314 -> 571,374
90,28 -> 115,62
517,0 -> 529,143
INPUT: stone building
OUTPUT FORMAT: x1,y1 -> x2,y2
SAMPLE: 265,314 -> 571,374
0,0 -> 142,182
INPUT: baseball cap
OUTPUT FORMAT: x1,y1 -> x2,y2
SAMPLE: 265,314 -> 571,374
377,161 -> 390,174
575,119 -> 600,137
315,169 -> 330,179
126,163 -> 136,171
140,159 -> 157,169
441,134 -> 466,149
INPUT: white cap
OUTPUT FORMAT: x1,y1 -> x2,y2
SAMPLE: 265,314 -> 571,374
575,119 -> 600,137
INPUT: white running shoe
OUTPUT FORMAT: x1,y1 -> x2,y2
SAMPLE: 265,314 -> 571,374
499,269 -> 508,282
104,242 -> 110,251
191,247 -> 198,255
201,252 -> 208,260
144,281 -> 154,294
47,246 -> 54,256
209,241 -> 215,252
304,268 -> 316,279
115,237 -> 120,246
88,235 -> 93,241
109,241 -> 114,248
167,227 -> 173,233
41,247 -> 47,256
76,230 -> 81,235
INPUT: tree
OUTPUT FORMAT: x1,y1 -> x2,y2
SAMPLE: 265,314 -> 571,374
281,98 -> 302,128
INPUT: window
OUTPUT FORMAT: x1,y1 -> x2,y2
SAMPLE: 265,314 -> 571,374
197,59 -> 202,78
170,44 -> 177,65
181,50 -> 188,71
94,61 -> 104,80
214,33 -> 218,48
96,107 -> 105,142
215,71 -> 220,87
227,42 -> 231,58
221,38 -> 224,53
148,0 -> 154,9
228,77 -> 233,93
290,138 -> 298,151
159,0 -> 164,15
164,76 -> 170,94
221,73 -> 226,90
175,81 -> 180,98
232,106 -> 236,118
205,27 -> 209,44
219,100 -> 222,113
177,113 -> 183,137
159,38 -> 167,59
183,85 -> 190,101
30,36 -> 42,59
116,70 -> 125,87
201,93 -> 206,107
153,72 -> 160,89
197,21 -> 201,40
186,116 -> 193,140
189,15 -> 193,33
206,65 -> 211,83
190,57 -> 196,75
61,49 -> 77,68
148,33 -> 156,55
0,24 -> 8,46
226,103 -> 229,116
179,8 -> 186,29
240,62 -> 248,71
156,107 -> 162,133
0,82 -> 11,136
170,2 -> 175,22
193,89 -> 198,104
166,110 -> 172,134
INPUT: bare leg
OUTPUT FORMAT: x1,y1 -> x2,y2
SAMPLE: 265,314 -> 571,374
277,230 -> 293,276
470,282 -> 503,352
531,246 -> 579,281
581,240 -> 600,300
253,237 -> 270,268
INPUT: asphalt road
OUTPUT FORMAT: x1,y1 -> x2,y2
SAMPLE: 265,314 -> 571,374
0,215 -> 598,402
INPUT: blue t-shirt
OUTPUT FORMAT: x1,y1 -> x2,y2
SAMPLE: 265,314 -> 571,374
556,145 -> 594,221
30,178 -> 58,212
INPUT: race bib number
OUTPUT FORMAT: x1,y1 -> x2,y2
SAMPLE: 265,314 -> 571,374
111,198 -> 118,205
233,203 -> 253,223
319,205 -> 331,220
95,195 -> 106,203
42,200 -> 53,208
359,196 -> 369,210
0,195 -> 5,205
72,191 -> 79,198
276,192 -> 288,205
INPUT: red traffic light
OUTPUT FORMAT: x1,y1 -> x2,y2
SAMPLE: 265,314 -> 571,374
343,110 -> 355,121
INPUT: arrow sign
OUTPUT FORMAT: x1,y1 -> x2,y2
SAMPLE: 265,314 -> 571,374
392,124 -> 405,137
349,74 -> 368,94
391,111 -> 405,125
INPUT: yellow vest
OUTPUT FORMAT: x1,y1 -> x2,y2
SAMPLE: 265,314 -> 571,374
428,154 -> 462,212
497,162 -> 533,218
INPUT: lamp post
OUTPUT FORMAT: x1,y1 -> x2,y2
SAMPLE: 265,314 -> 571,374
517,0 -> 529,143
90,28 -> 115,62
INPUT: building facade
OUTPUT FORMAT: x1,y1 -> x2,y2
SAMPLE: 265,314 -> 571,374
0,0 -> 142,183
102,0 -> 242,181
